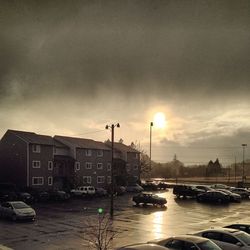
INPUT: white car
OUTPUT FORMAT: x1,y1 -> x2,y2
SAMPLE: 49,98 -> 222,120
192,228 -> 250,250
117,243 -> 169,250
0,201 -> 36,221
148,235 -> 222,250
70,186 -> 95,197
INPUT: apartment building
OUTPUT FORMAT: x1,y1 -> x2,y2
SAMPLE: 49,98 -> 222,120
110,142 -> 141,184
0,130 -> 56,190
54,136 -> 112,188
0,130 -> 141,190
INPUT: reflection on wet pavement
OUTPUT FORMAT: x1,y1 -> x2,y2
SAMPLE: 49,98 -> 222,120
1,190 -> 250,249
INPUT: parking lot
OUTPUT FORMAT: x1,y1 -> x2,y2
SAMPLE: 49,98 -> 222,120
1,189 -> 250,250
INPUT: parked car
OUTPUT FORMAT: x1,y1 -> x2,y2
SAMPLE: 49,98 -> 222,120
49,190 -> 70,201
95,187 -> 108,197
173,185 -> 205,199
229,188 -> 250,199
157,182 -> 169,190
23,188 -> 50,202
196,191 -> 230,203
193,228 -> 250,250
70,186 -> 96,197
132,193 -> 167,207
117,243 -> 169,250
16,192 -> 34,203
126,184 -> 144,193
217,189 -> 241,202
0,190 -> 17,202
115,186 -> 126,196
141,181 -> 158,191
33,190 -> 50,202
210,184 -> 232,190
0,201 -> 36,221
0,183 -> 17,202
193,185 -> 214,192
224,224 -> 250,234
148,235 -> 223,250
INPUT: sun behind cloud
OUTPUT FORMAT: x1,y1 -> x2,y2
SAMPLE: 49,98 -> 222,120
153,112 -> 167,128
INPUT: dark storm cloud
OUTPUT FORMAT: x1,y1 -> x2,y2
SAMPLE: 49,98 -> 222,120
0,0 -> 250,103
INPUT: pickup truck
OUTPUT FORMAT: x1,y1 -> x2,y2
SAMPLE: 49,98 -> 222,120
70,186 -> 95,197
132,192 -> 167,207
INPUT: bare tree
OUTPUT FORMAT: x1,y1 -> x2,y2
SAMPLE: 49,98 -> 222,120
130,141 -> 151,178
81,213 -> 119,250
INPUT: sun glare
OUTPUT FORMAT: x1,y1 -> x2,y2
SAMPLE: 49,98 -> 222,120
153,112 -> 166,128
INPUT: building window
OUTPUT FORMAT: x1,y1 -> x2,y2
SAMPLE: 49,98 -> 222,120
32,144 -> 41,153
97,150 -> 103,157
48,176 -> 53,186
97,163 -> 103,170
107,163 -> 111,171
97,176 -> 105,183
85,162 -> 92,169
135,153 -> 138,159
32,177 -> 44,185
134,165 -> 138,170
134,176 -> 138,181
107,176 -> 111,184
32,161 -> 41,168
75,162 -> 80,171
83,176 -> 92,184
48,161 -> 53,170
86,149 -> 92,156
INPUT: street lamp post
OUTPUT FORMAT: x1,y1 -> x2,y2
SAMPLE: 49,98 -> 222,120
242,143 -> 247,182
149,122 -> 153,179
105,123 -> 120,218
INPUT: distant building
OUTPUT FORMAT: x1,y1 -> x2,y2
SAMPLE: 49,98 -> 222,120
0,129 -> 141,190
206,158 -> 222,177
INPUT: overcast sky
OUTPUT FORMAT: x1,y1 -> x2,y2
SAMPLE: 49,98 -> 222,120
0,0 -> 250,165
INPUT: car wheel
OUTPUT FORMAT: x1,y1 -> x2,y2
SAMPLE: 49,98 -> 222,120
12,214 -> 17,221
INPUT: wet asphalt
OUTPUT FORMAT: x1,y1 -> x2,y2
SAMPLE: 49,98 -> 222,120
0,189 -> 250,250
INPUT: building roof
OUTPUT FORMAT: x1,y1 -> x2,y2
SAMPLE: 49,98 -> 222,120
106,141 -> 139,153
54,135 -> 111,150
7,130 -> 55,145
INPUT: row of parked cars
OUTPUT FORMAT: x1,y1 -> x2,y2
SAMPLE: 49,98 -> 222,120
118,223 -> 250,249
0,183 -> 148,205
173,183 -> 250,204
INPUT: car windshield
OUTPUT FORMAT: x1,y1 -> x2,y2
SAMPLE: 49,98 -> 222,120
197,240 -> 222,250
12,202 -> 29,209
236,232 -> 250,245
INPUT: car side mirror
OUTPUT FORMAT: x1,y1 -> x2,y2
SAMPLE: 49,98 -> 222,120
236,242 -> 243,247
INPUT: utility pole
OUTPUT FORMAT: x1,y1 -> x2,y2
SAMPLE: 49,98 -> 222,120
242,144 -> 247,183
235,156 -> 237,185
106,123 -> 120,218
149,122 -> 153,179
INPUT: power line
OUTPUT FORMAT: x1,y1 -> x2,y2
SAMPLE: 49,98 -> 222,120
71,129 -> 106,137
